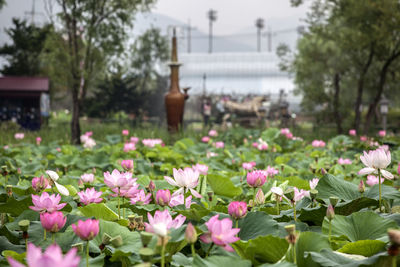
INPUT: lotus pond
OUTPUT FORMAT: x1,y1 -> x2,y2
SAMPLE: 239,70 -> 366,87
1,128 -> 400,267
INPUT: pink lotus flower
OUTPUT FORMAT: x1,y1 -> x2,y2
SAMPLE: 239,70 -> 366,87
84,131 -> 93,137
123,142 -> 136,152
242,162 -> 256,170
378,130 -> 386,137
169,194 -> 192,208
360,136 -> 368,142
142,138 -> 163,148
254,139 -> 268,150
32,176 -> 49,192
103,169 -> 133,189
338,158 -> 352,165
246,170 -> 267,187
14,133 -> 24,139
122,129 -> 129,136
266,166 -> 279,177
201,136 -> 210,143
77,188 -> 103,205
72,219 -> 99,241
145,210 -> 186,237
156,189 -> 171,206
7,243 -> 80,267
285,132 -> 293,139
192,163 -> 208,175
294,187 -> 310,203
121,160 -> 134,171
36,137 -> 42,145
358,148 -> 394,179
349,129 -> 357,136
200,215 -> 240,252
312,140 -> 326,147
228,201 -> 247,219
214,141 -> 224,148
80,173 -> 94,184
164,168 -> 202,198
281,128 -> 291,135
208,130 -> 218,137
30,192 -> 66,213
309,178 -> 319,190
130,189 -> 152,205
130,137 -> 139,144
40,211 -> 66,233
83,138 -> 96,149
366,175 -> 384,186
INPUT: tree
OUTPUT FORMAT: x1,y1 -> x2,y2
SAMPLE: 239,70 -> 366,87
84,28 -> 169,119
0,19 -> 53,76
55,0 -> 156,144
280,0 -> 400,134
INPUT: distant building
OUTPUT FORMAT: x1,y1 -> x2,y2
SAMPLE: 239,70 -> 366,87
0,76 -> 49,130
178,52 -> 301,111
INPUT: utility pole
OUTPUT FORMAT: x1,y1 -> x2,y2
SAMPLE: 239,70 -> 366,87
267,26 -> 272,52
25,0 -> 44,25
255,18 -> 265,52
187,19 -> 196,53
207,9 -> 217,54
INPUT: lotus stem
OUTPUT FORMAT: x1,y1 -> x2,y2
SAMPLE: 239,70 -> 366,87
206,243 -> 214,257
329,220 -> 332,242
392,255 -> 397,267
276,196 -> 280,215
25,237 -> 28,250
86,240 -> 89,267
293,202 -> 297,222
44,230 -> 46,241
293,244 -> 296,264
161,237 -> 166,267
118,188 -> 121,219
253,187 -> 256,206
378,169 -> 382,212
191,243 -> 196,258
122,197 -> 125,219
235,219 -> 239,229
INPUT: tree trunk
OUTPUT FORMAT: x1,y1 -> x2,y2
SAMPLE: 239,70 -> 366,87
363,51 -> 400,134
71,88 -> 81,144
333,73 -> 342,134
354,45 -> 374,131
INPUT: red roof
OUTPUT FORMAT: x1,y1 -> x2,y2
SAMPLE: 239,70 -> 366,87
0,76 -> 49,92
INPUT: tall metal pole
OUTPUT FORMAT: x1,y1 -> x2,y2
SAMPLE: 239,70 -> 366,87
255,18 -> 265,52
267,26 -> 272,52
187,19 -> 192,53
207,9 -> 217,54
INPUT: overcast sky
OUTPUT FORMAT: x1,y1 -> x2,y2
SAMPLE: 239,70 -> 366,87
0,0 -> 310,41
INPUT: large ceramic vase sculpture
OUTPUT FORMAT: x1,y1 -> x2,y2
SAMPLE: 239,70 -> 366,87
165,28 -> 189,132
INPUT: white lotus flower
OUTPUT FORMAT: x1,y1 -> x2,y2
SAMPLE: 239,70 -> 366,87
358,148 -> 394,179
270,186 -> 283,196
164,168 -> 202,198
46,170 -> 70,196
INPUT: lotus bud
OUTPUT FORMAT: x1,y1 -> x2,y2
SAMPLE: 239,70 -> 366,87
329,196 -> 339,207
155,189 -> 171,207
18,220 -> 30,232
310,189 -> 318,200
255,188 -> 265,205
185,223 -> 197,244
6,185 -> 12,197
102,233 -> 112,245
139,247 -> 154,262
110,235 -> 123,247
148,180 -> 155,192
358,180 -> 365,194
284,188 -> 295,201
140,232 -> 154,247
321,168 -> 327,175
326,205 -> 335,221
121,160 -> 134,172
71,242 -> 84,252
